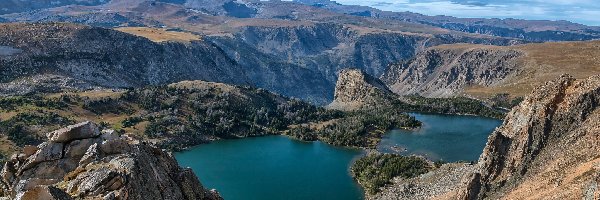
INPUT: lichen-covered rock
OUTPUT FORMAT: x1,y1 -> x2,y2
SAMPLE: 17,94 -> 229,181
46,121 -> 100,143
0,122 -> 222,200
21,142 -> 63,171
16,185 -> 72,200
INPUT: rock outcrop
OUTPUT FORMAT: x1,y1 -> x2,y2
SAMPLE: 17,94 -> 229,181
0,121 -> 222,200
382,45 -> 523,98
327,68 -> 397,111
369,163 -> 477,200
382,41 -> 600,99
326,68 -> 504,118
370,74 -> 600,199
459,74 -> 600,199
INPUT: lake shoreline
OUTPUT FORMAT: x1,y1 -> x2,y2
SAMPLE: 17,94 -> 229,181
173,112 -> 502,200
175,135 -> 367,200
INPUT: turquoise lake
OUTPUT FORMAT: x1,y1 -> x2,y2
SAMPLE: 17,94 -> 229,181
378,113 -> 502,162
175,136 -> 365,200
175,113 -> 502,200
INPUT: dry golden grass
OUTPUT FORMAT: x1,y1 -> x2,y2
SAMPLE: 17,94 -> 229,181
115,27 -> 201,43
460,41 -> 600,98
0,112 -> 19,121
47,90 -> 124,99
0,136 -> 19,157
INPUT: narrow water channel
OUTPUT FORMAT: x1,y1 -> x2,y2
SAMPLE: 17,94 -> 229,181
378,113 -> 502,162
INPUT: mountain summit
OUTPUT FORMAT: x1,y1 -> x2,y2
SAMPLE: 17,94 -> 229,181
328,68 -> 396,111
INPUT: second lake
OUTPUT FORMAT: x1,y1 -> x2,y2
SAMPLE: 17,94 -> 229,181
378,113 -> 502,162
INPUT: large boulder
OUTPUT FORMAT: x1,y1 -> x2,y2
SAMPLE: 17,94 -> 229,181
46,121 -> 100,143
20,142 -> 63,171
17,185 -> 72,200
0,122 -> 222,200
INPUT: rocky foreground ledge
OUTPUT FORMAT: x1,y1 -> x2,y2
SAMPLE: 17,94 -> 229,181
0,121 -> 222,200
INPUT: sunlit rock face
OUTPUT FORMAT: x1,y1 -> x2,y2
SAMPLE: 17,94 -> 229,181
460,74 -> 600,199
382,46 -> 523,98
0,121 -> 222,200
369,74 -> 600,200
328,68 -> 396,111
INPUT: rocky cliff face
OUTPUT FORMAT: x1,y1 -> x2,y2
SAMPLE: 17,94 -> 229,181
460,74 -> 600,199
0,0 -> 524,104
382,45 -> 523,98
0,23 -> 247,94
327,68 -> 505,118
0,21 -> 517,104
212,23 -> 519,84
0,121 -> 222,200
370,74 -> 600,199
327,68 -> 396,111
207,22 -> 520,104
382,41 -> 600,99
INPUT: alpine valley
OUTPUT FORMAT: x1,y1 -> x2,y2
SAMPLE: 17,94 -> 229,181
0,0 -> 598,199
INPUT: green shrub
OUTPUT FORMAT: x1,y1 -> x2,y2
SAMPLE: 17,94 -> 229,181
351,154 -> 431,194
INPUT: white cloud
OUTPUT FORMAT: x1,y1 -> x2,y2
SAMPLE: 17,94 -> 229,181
331,0 -> 600,25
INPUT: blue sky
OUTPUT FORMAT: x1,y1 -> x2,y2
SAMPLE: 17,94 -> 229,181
333,0 -> 600,26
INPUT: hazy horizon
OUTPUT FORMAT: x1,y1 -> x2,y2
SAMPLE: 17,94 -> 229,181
332,0 -> 600,26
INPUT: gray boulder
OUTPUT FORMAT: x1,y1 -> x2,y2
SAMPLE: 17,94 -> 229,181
46,121 -> 100,143
0,122 -> 222,200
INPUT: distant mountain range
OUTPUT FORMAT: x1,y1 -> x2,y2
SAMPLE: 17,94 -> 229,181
292,0 -> 600,42
1,0 -> 599,104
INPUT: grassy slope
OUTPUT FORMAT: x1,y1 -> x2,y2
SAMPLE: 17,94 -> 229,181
114,27 -> 202,43
437,41 -> 600,98
0,80 -> 423,159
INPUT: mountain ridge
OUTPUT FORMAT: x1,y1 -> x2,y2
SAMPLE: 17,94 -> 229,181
382,41 -> 600,99
0,0 -> 574,104
292,0 -> 600,42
